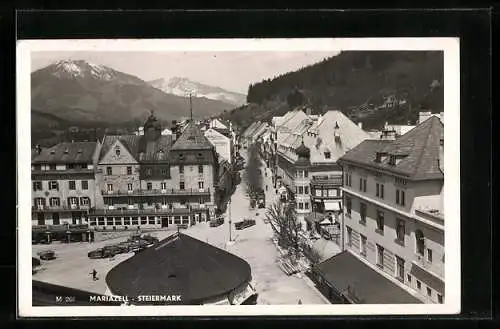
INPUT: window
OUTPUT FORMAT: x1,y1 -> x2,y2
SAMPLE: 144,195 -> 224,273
198,165 -> 204,174
407,274 -> 412,283
161,182 -> 167,190
146,168 -> 152,176
106,167 -> 112,175
359,177 -> 363,190
69,181 -> 76,190
417,280 -> 422,290
396,189 -> 406,206
107,184 -> 113,192
49,197 -> 60,207
437,294 -> 443,304
141,216 -> 147,225
179,165 -> 184,174
360,234 -> 367,255
67,163 -> 74,169
346,227 -> 352,246
81,197 -> 90,206
81,180 -> 88,190
427,248 -> 433,263
49,164 -> 56,171
395,219 -> 405,244
427,287 -> 432,297
363,179 -> 367,192
128,183 -> 133,191
298,186 -> 304,194
396,256 -> 405,280
179,181 -> 185,190
161,168 -> 167,175
345,173 -> 351,187
341,197 -> 350,219
127,198 -> 133,205
81,163 -> 88,169
305,202 -> 309,209
415,229 -> 425,256
324,151 -> 331,159
304,186 -> 309,194
49,181 -> 58,191
376,183 -> 379,197
124,217 -> 131,226
33,181 -> 42,191
376,211 -> 384,233
35,198 -> 46,207
147,182 -> 152,190
304,171 -> 308,178
148,217 -> 156,225
198,181 -> 204,189
377,245 -> 384,267
107,218 -> 114,226
360,203 -> 367,224
115,149 -> 120,156
132,217 -> 139,226
127,166 -> 132,175
298,202 -> 304,210
380,184 -> 384,199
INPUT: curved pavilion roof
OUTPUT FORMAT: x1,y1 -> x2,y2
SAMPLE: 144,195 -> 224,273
106,233 -> 252,304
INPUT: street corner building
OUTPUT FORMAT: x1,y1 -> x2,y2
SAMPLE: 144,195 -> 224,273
105,232 -> 257,305
334,115 -> 444,304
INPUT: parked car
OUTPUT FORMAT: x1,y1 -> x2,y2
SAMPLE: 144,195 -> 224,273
140,234 -> 159,245
210,217 -> 224,227
87,248 -> 116,259
128,239 -> 149,252
235,218 -> 256,230
37,250 -> 56,260
103,244 -> 125,255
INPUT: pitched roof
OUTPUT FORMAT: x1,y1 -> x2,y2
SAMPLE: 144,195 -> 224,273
339,116 -> 444,180
32,142 -> 97,164
99,135 -> 173,162
171,122 -> 214,151
313,251 -> 422,304
242,121 -> 260,138
106,233 -> 251,304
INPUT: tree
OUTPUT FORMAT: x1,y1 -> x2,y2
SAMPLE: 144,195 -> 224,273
243,144 -> 263,203
265,200 -> 302,256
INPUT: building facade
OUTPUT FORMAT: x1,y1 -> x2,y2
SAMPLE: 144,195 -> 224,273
204,128 -> 233,164
89,114 -> 218,230
31,142 -> 101,225
338,116 -> 444,304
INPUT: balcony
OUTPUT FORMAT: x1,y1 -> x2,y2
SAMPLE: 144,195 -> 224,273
101,188 -> 211,197
32,204 -> 91,212
88,205 -> 205,216
311,174 -> 342,186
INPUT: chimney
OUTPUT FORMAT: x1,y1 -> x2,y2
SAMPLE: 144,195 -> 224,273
358,122 -> 363,130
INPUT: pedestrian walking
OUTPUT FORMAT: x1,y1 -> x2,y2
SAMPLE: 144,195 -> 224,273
90,269 -> 98,281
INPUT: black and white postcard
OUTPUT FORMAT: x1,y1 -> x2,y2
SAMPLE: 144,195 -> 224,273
17,38 -> 461,317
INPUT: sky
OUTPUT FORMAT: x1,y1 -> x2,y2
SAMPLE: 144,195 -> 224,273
31,51 -> 338,94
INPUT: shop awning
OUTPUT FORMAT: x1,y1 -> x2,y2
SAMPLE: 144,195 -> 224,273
324,201 -> 341,211
313,251 -> 422,304
409,263 -> 444,294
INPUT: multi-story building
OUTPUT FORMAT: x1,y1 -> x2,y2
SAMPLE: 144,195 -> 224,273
31,141 -> 101,225
275,110 -> 372,231
89,114 -> 218,230
204,127 -> 233,163
337,115 -> 444,304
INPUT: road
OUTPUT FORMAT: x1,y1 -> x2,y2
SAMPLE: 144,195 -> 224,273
32,151 -> 329,304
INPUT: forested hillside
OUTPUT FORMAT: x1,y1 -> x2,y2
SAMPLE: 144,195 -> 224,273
221,51 -> 444,130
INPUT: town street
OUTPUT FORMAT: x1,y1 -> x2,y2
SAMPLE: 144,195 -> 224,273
32,152 -> 329,304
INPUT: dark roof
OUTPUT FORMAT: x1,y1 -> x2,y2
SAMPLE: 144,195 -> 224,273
171,123 -> 214,151
313,251 -> 422,304
106,233 -> 251,304
339,116 -> 444,180
33,280 -> 121,306
213,127 -> 231,137
295,141 -> 311,159
99,135 -> 173,162
32,142 -> 97,164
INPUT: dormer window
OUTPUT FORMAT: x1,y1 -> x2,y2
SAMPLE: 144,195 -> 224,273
50,150 -> 55,155
389,155 -> 396,166
324,151 -> 331,159
64,148 -> 69,154
77,149 -> 82,154
375,152 -> 388,163
115,149 -> 121,156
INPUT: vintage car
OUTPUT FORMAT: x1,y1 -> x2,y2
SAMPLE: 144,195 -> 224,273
87,247 -> 117,259
235,218 -> 256,230
210,217 -> 224,227
37,250 -> 56,260
140,234 -> 159,245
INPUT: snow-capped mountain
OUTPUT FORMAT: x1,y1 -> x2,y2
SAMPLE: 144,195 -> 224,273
149,77 -> 247,107
31,60 -> 235,124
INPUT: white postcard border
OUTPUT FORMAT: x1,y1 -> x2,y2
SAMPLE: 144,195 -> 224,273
17,37 -> 461,317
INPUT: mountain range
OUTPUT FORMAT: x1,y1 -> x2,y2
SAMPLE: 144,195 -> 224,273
148,77 -> 246,107
222,51 -> 444,130
31,60 -> 236,127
